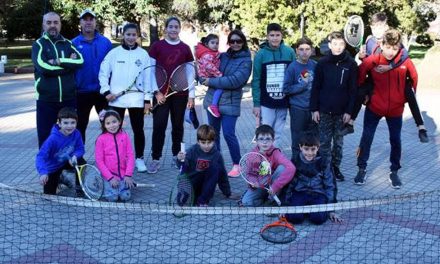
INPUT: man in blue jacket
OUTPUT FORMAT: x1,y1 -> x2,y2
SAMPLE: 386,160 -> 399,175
72,9 -> 112,142
32,12 -> 84,148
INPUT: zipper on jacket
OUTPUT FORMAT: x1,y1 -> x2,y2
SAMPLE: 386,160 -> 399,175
48,38 -> 63,102
340,69 -> 345,85
113,134 -> 122,178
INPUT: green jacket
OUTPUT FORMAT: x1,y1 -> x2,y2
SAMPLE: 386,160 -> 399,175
251,41 -> 295,108
32,33 -> 84,102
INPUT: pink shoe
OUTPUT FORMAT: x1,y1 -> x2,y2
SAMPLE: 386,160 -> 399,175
207,105 -> 221,118
228,164 -> 240,178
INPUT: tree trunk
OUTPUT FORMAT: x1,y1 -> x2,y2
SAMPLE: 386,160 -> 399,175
149,12 -> 159,47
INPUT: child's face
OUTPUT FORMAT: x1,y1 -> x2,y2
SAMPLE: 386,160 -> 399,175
198,140 -> 215,153
104,115 -> 121,134
267,31 -> 282,48
371,22 -> 389,41
207,38 -> 219,51
256,133 -> 274,152
123,28 -> 138,47
328,38 -> 346,56
381,43 -> 400,60
58,118 -> 77,136
165,20 -> 181,41
299,145 -> 319,161
296,43 -> 312,63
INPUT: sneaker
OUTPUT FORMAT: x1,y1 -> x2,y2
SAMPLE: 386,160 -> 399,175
228,164 -> 240,178
354,169 -> 367,185
340,124 -> 354,136
389,171 -> 402,189
333,165 -> 345,181
147,160 -> 161,174
172,156 -> 179,169
207,105 -> 221,118
135,158 -> 147,173
418,129 -> 429,143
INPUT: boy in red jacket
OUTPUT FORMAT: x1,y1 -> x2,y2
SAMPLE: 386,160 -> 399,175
354,29 -> 418,189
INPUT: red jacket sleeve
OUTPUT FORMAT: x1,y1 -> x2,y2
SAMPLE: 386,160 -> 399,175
358,55 -> 375,86
270,150 -> 296,194
405,59 -> 418,92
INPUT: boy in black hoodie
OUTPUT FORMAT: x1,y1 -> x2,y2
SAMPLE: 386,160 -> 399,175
310,31 -> 358,182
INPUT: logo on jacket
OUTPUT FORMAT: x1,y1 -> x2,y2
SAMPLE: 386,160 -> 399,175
196,159 -> 210,171
135,59 -> 142,67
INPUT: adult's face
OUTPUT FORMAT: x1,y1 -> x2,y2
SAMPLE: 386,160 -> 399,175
43,13 -> 61,37
80,15 -> 96,34
228,34 -> 244,52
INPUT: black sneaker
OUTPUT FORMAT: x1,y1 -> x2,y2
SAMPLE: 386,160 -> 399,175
389,171 -> 402,189
340,124 -> 354,136
333,166 -> 345,181
354,169 -> 367,185
418,129 -> 429,143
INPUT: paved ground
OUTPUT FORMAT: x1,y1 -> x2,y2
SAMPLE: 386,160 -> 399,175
0,50 -> 439,263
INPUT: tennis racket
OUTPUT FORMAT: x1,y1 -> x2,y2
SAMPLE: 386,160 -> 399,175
150,62 -> 197,112
133,182 -> 156,188
74,163 -> 104,201
260,215 -> 297,244
115,65 -> 167,98
344,15 -> 365,50
239,152 -> 281,205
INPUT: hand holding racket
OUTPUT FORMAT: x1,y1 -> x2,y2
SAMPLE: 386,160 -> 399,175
239,152 -> 281,205
151,62 -> 196,112
73,162 -> 104,201
115,65 -> 167,99
344,15 -> 365,50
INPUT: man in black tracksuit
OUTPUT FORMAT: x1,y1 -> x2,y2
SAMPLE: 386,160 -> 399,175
32,12 -> 84,147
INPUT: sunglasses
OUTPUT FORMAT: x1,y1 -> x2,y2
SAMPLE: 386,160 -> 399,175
229,39 -> 244,44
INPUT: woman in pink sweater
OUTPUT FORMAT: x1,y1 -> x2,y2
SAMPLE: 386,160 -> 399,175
95,110 -> 135,202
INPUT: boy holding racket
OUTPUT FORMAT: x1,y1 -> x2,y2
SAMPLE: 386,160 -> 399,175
286,133 -> 341,224
310,31 -> 358,182
36,107 -> 85,195
176,125 -> 233,206
241,125 -> 295,207
347,12 -> 428,143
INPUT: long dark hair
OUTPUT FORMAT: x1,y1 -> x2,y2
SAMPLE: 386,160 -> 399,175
100,110 -> 122,134
227,29 -> 249,52
201,34 -> 219,48
121,23 -> 138,46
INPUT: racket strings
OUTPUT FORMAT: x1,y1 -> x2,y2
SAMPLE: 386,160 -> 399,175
80,166 -> 104,200
169,63 -> 196,92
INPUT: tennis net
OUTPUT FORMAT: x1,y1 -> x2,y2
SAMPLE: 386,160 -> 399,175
0,186 -> 438,263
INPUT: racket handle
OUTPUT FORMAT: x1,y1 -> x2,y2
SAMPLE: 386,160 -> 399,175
150,102 -> 160,112
273,195 -> 282,206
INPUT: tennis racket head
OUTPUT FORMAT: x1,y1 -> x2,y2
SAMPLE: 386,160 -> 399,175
344,15 -> 364,48
260,216 -> 297,244
169,173 -> 194,207
77,164 -> 104,201
146,65 -> 167,91
168,62 -> 196,93
239,152 -> 272,188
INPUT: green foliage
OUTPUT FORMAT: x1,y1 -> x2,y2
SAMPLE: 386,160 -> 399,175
416,33 -> 434,46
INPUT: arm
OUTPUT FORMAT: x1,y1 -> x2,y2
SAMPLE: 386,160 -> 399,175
208,56 -> 252,91
283,63 -> 309,96
99,51 -> 113,95
270,150 -> 296,194
321,164 -> 335,202
35,139 -> 53,176
251,52 -> 262,107
58,40 -> 84,70
309,62 -> 323,112
32,40 -> 68,77
345,62 -> 359,115
406,59 -> 418,93
200,53 -> 223,77
123,132 -> 135,177
72,131 -> 85,159
94,136 -> 114,181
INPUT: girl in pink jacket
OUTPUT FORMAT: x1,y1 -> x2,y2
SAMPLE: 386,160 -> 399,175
95,110 -> 135,202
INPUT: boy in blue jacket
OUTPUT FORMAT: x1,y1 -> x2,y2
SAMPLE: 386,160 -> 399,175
310,31 -> 358,181
283,36 -> 317,161
36,107 -> 85,195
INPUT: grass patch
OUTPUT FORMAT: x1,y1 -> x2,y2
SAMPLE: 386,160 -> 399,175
6,58 -> 33,68
409,45 -> 431,65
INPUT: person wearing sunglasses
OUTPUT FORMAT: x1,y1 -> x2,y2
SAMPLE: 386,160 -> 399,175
201,29 -> 252,178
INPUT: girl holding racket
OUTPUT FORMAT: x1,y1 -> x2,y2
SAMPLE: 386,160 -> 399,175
99,23 -> 155,173
95,110 -> 135,202
241,125 -> 295,207
147,16 -> 195,174
201,29 -> 252,177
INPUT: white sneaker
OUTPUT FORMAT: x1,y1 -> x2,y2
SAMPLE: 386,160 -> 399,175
136,158 -> 147,172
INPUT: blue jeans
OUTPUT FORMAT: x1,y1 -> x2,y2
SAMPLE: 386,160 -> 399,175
261,106 -> 288,148
103,179 -> 131,202
186,162 -> 220,205
241,165 -> 285,207
207,113 -> 241,164
286,191 -> 328,225
357,108 -> 402,171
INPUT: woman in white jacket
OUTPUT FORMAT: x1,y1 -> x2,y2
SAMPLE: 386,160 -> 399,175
99,23 -> 156,172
